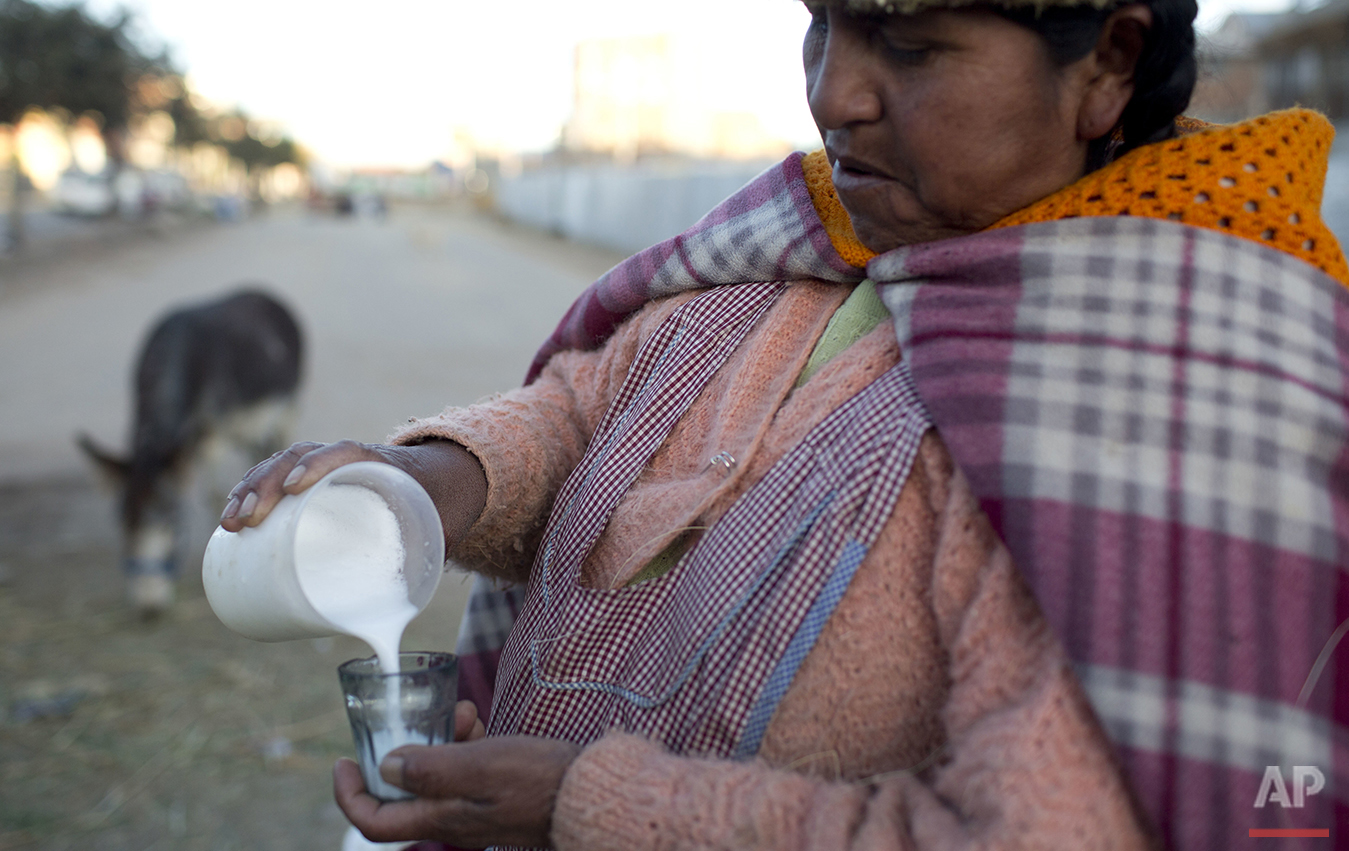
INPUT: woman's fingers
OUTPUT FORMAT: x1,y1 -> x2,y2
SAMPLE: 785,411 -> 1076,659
281,440 -> 366,495
398,738 -> 577,844
218,440 -> 375,532
333,757 -> 381,823
453,700 -> 485,742
335,737 -> 580,847
220,441 -> 317,531
333,758 -> 435,843
335,756 -> 496,846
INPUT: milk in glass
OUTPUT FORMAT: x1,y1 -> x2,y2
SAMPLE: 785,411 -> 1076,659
295,482 -> 420,799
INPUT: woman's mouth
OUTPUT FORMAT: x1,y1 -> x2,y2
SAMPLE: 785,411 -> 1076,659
831,156 -> 893,194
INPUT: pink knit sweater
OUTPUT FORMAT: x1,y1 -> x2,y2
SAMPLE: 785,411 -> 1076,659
392,283 -> 1153,850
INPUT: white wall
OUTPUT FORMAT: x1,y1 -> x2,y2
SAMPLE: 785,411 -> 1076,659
495,160 -> 776,256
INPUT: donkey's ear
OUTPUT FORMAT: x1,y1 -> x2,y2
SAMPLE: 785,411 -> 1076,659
77,433 -> 129,488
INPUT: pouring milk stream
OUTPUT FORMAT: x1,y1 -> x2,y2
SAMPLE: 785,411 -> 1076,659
293,482 -> 417,679
202,462 -> 446,799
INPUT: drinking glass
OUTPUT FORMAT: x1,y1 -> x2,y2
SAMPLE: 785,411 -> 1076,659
338,651 -> 458,801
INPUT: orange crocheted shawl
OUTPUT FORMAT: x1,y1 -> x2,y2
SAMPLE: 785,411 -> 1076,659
802,109 -> 1349,286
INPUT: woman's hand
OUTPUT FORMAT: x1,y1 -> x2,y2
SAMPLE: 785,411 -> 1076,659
333,720 -> 580,849
219,440 -> 378,531
218,439 -> 488,546
451,699 -> 487,743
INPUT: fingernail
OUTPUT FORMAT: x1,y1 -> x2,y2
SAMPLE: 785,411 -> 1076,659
283,465 -> 306,488
237,491 -> 259,519
220,496 -> 240,521
379,755 -> 404,785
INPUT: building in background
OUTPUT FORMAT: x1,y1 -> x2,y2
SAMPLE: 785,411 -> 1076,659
1190,13 -> 1284,122
501,8 -> 1349,257
1257,0 -> 1349,120
561,34 -> 793,163
1192,1 -> 1349,123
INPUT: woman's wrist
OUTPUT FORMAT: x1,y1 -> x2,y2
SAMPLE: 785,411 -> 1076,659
383,440 -> 488,547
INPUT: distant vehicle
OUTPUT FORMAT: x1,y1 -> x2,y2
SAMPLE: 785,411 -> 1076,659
78,289 -> 305,615
53,171 -> 115,217
141,170 -> 192,211
54,168 -> 195,218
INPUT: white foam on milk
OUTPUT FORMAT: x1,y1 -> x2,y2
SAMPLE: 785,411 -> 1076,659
295,482 -> 421,798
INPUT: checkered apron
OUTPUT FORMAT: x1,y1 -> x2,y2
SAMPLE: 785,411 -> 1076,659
487,281 -> 933,765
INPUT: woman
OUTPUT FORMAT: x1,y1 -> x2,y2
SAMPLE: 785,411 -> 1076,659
222,0 -> 1349,847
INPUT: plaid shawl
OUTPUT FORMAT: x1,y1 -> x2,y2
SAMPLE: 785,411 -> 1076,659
874,216 -> 1349,847
456,154 -> 1349,848
523,153 -> 861,385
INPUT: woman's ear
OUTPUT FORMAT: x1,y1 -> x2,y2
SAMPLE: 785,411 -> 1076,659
1076,3 -> 1152,141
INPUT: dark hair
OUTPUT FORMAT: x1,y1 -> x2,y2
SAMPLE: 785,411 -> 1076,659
995,0 -> 1198,170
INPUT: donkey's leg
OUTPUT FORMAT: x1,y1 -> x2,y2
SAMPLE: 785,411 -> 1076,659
126,514 -> 178,615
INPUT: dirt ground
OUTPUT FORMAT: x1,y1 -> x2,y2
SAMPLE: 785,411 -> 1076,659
0,473 -> 476,851
0,204 -> 622,851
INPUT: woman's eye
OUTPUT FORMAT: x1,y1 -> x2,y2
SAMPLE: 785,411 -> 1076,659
872,20 -> 935,64
878,36 -> 930,64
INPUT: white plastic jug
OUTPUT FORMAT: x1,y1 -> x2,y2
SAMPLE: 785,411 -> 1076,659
202,462 -> 444,642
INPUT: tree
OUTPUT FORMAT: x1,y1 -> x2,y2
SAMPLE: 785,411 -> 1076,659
203,109 -> 305,200
0,0 -> 167,249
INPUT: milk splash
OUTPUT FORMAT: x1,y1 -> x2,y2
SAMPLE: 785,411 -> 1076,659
295,482 -> 420,799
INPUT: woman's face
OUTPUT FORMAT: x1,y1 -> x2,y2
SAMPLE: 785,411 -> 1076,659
804,4 -> 1098,252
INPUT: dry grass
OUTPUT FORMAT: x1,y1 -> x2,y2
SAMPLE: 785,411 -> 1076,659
0,476 -> 469,851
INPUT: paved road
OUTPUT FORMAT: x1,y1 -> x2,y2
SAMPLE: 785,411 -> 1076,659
0,204 -> 623,484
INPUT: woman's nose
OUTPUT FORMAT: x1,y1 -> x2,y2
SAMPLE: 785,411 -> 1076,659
806,18 -> 884,130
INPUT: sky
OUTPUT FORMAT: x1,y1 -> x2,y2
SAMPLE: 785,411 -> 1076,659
81,0 -> 1299,169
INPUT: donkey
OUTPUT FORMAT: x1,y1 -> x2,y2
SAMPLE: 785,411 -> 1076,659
79,289 -> 304,615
